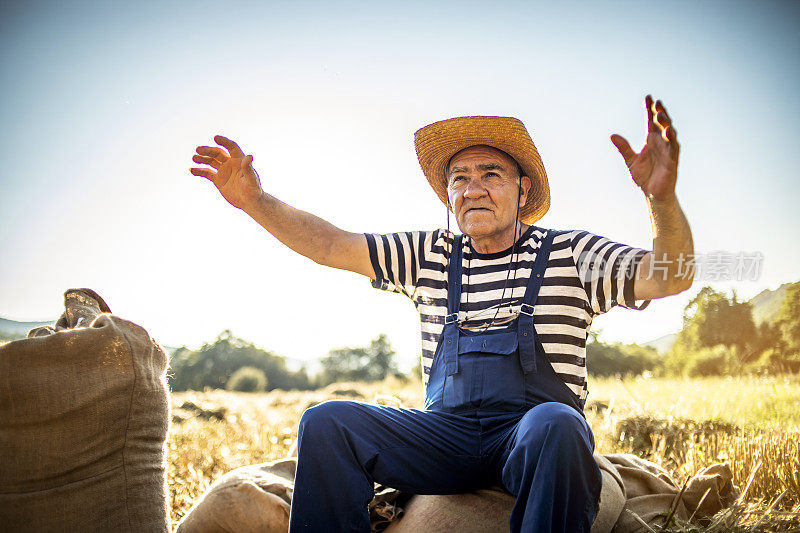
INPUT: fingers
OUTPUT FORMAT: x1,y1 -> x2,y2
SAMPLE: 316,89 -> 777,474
196,145 -> 229,160
654,99 -> 672,125
645,94 -> 658,134
653,99 -> 679,146
610,134 -> 636,167
644,95 -> 680,147
214,135 -> 245,158
190,167 -> 217,181
190,137 -> 241,184
665,125 -> 677,144
192,154 -> 222,169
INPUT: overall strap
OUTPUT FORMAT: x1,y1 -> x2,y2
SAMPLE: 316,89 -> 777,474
443,234 -> 463,376
518,229 -> 555,374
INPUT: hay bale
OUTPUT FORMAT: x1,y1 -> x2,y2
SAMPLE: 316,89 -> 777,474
616,416 -> 739,458
0,289 -> 171,532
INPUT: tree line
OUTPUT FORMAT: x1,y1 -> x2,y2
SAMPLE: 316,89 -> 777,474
168,281 -> 800,391
586,281 -> 800,377
663,282 -> 800,376
168,331 -> 403,392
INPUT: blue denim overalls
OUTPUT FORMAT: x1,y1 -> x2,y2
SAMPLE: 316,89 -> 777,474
290,230 -> 602,532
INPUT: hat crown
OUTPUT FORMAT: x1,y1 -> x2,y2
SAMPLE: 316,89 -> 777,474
414,116 -> 550,225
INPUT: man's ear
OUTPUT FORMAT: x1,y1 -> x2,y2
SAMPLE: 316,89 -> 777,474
519,175 -> 532,207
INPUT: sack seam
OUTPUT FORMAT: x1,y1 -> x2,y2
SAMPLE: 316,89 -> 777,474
120,323 -> 138,533
0,463 -> 126,495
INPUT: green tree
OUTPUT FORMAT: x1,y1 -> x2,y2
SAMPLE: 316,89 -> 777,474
666,287 -> 759,375
411,359 -> 423,382
682,287 -> 756,351
684,345 -> 740,377
319,334 -> 400,385
586,340 -> 659,377
745,281 -> 800,374
776,282 -> 800,354
169,330 -> 312,391
227,366 -> 268,392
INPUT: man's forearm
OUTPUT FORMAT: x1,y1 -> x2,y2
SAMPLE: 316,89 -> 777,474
647,193 -> 694,291
242,191 -> 370,275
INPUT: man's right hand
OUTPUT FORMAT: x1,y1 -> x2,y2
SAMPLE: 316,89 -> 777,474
189,135 -> 374,279
191,135 -> 263,212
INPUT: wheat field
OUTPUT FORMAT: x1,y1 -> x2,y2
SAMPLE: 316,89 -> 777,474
169,375 -> 800,532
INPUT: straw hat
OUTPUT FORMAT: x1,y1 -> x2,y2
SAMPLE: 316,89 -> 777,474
414,116 -> 550,225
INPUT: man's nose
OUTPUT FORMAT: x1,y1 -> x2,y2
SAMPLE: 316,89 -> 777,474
463,179 -> 488,198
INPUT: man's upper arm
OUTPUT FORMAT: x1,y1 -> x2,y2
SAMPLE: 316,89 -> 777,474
632,251 -> 691,301
633,252 -> 658,301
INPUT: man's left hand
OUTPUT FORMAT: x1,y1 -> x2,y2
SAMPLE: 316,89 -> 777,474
610,95 -> 680,201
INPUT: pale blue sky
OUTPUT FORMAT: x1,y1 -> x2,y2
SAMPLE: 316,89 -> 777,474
1,1 -> 798,369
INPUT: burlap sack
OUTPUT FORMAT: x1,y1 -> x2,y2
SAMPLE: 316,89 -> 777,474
387,454 -> 736,533
384,453 -> 625,533
605,454 -> 737,532
175,451 -> 737,533
175,458 -> 297,533
175,453 -> 625,533
0,289 -> 171,532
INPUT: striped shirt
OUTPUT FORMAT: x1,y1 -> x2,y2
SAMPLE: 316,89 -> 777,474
364,225 -> 651,403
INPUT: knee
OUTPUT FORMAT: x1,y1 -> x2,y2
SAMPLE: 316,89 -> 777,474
297,400 -> 362,443
517,402 -> 591,449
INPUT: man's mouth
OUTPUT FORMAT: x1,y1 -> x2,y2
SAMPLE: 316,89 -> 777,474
465,207 -> 491,214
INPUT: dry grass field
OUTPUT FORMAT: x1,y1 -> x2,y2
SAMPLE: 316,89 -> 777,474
169,375 -> 800,531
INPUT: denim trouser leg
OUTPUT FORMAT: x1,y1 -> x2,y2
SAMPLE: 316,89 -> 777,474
290,399 -> 601,532
499,402 -> 602,533
289,400 -> 484,533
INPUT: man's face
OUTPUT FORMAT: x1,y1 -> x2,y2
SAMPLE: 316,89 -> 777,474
447,145 -> 531,243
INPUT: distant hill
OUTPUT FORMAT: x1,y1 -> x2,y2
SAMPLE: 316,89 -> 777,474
0,317 -> 56,340
641,280 -> 798,353
749,282 -> 794,325
642,333 -> 678,354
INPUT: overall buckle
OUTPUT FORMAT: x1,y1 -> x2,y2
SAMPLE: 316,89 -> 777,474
519,304 -> 534,316
444,313 -> 458,325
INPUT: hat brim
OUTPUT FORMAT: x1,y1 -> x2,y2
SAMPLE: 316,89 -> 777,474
414,116 -> 550,225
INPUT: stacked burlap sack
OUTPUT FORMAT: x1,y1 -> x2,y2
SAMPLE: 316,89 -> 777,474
0,289 -> 171,532
176,442 -> 737,532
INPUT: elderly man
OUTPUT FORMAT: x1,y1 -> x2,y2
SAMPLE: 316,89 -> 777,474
191,95 -> 693,532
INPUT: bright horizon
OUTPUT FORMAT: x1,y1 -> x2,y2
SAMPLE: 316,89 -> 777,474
2,1 -> 799,370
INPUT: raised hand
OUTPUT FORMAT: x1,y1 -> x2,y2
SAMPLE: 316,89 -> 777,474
610,95 -> 680,201
191,135 -> 263,211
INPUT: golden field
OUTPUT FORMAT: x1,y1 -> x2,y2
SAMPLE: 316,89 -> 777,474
169,375 -> 800,532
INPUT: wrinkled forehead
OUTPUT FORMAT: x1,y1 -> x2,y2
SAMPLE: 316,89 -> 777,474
447,144 -> 522,176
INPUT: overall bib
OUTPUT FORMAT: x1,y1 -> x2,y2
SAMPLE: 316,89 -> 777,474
424,230 -> 584,416
290,230 -> 602,533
